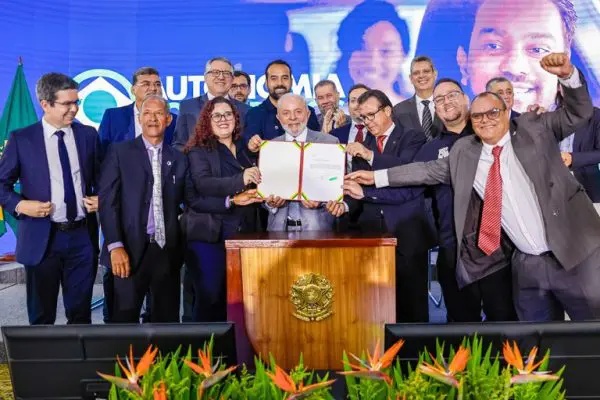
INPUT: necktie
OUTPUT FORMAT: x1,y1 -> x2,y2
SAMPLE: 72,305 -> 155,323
149,147 -> 166,248
376,135 -> 386,154
355,124 -> 365,143
55,130 -> 77,222
478,146 -> 503,255
421,100 -> 433,142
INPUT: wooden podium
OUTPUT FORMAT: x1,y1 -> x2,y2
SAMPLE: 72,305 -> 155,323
226,232 -> 397,370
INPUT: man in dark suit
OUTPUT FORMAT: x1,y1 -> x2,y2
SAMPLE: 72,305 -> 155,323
174,57 -> 250,151
244,59 -> 320,142
344,89 -> 435,322
99,95 -> 187,323
98,66 -> 177,323
98,67 -> 177,156
348,53 -> 600,321
314,79 -> 350,134
392,56 -> 443,142
0,73 -> 100,325
486,77 -> 521,120
331,84 -> 370,146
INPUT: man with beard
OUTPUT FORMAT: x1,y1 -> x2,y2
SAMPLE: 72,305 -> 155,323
314,79 -> 350,134
229,71 -> 251,104
247,93 -> 344,231
244,60 -> 320,142
0,73 -> 100,325
412,78 -> 517,322
486,77 -> 521,120
393,56 -> 443,141
174,57 -> 249,152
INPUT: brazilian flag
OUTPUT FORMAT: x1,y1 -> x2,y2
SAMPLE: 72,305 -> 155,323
0,60 -> 38,237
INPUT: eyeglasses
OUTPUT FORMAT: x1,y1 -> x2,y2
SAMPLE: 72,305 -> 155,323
230,83 -> 249,90
136,81 -> 162,89
207,70 -> 233,79
471,108 -> 505,122
433,90 -> 462,106
211,111 -> 235,122
360,105 -> 385,122
54,99 -> 81,107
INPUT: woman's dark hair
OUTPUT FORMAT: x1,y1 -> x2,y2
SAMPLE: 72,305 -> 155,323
184,96 -> 241,152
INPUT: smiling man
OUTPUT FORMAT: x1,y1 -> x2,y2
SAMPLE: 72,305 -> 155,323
393,56 -> 443,141
314,79 -> 350,134
456,0 -> 576,112
347,53 -> 600,322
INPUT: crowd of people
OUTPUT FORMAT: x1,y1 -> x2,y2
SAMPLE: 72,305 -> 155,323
0,51 -> 599,327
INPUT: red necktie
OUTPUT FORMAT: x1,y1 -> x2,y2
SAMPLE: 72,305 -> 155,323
355,124 -> 365,143
376,135 -> 386,153
478,146 -> 503,256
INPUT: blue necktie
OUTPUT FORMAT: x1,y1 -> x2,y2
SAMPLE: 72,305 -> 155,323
55,130 -> 77,222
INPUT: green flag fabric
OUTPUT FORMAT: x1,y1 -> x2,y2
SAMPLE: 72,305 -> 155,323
0,62 -> 38,236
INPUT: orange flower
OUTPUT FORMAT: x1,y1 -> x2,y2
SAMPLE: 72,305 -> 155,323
267,364 -> 336,399
503,341 -> 559,384
97,344 -> 158,394
338,339 -> 405,384
153,381 -> 167,400
184,346 -> 237,398
418,346 -> 470,388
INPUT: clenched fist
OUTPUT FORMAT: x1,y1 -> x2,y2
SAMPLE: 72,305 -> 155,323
540,53 -> 574,79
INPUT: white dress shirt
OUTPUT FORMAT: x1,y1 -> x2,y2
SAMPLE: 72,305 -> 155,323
285,128 -> 308,143
133,104 -> 143,137
207,92 -> 231,101
347,122 -> 361,144
473,132 -> 550,254
415,94 -> 435,125
41,118 -> 85,223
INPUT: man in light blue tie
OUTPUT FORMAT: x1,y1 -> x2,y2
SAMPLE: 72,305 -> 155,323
99,95 -> 188,323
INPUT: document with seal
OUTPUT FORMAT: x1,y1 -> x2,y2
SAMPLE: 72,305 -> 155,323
257,141 -> 346,202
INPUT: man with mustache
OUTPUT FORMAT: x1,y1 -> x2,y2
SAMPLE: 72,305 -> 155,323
347,53 -> 600,321
314,79 -> 350,134
244,59 -> 320,142
229,71 -> 251,104
0,73 -> 100,325
486,77 -> 521,120
174,57 -> 249,152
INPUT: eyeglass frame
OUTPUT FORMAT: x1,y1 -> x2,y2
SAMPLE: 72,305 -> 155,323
433,90 -> 463,106
359,105 -> 386,122
211,111 -> 235,122
470,107 -> 507,122
230,83 -> 249,90
206,70 -> 234,79
54,99 -> 81,107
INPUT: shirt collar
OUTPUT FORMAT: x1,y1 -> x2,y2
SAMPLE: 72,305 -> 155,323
142,135 -> 163,151
415,94 -> 434,104
207,92 -> 230,101
482,130 -> 511,154
380,122 -> 395,138
286,127 -> 308,142
134,103 -> 140,116
42,117 -> 72,139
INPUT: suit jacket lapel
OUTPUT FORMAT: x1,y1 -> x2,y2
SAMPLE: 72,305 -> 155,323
71,124 -> 88,194
32,122 -> 52,200
161,144 -> 175,188
134,136 -> 153,180
383,125 -> 402,155
454,138 -> 482,242
573,126 -> 583,151
409,96 -> 422,129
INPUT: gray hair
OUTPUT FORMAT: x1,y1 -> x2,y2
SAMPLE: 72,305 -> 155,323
485,77 -> 513,92
132,67 -> 160,85
140,95 -> 170,114
410,55 -> 436,74
36,73 -> 79,105
204,57 -> 234,74
276,93 -> 307,109
472,91 -> 507,110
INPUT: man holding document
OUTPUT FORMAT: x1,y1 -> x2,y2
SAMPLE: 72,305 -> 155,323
248,93 -> 345,231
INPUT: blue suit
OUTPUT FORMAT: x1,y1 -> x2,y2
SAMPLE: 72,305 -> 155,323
98,103 -> 177,158
571,107 -> 600,202
0,121 -> 100,324
174,95 -> 249,152
330,123 -> 352,144
99,136 -> 187,322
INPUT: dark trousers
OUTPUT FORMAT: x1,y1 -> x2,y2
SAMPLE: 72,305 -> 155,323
396,249 -> 429,322
512,247 -> 600,321
103,266 -> 152,323
437,245 -> 517,322
185,240 -> 227,322
181,265 -> 195,322
25,225 -> 95,325
111,242 -> 180,323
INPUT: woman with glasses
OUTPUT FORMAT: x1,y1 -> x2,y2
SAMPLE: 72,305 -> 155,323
182,96 -> 263,322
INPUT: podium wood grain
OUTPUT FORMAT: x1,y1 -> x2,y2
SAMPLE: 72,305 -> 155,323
226,232 -> 396,370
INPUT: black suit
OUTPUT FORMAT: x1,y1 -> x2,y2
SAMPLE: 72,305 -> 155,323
348,124 -> 435,322
570,107 -> 600,202
392,96 -> 443,140
99,136 -> 188,322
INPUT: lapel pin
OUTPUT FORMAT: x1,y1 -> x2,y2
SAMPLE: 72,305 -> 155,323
167,161 -> 172,166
